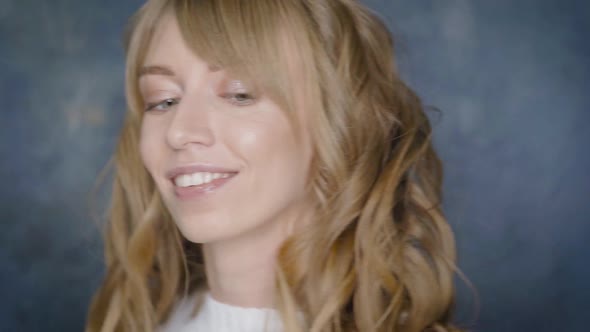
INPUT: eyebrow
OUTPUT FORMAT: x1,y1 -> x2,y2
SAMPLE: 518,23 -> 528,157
138,64 -> 223,78
138,65 -> 175,78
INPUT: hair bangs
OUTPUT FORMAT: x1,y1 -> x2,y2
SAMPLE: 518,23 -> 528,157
172,0 -> 306,114
124,0 -> 172,116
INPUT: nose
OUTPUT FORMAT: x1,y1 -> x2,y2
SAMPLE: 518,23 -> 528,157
166,97 -> 215,150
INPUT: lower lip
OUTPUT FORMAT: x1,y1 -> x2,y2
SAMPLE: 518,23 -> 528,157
173,174 -> 237,200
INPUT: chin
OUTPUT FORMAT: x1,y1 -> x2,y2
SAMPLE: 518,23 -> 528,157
173,215 -> 238,244
175,221 -> 221,244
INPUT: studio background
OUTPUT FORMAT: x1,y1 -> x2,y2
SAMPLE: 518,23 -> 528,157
1,0 -> 588,331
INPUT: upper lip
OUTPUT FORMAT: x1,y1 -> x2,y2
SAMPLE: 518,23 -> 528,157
166,164 -> 239,181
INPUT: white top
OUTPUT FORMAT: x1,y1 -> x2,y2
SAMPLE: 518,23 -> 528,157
159,293 -> 285,332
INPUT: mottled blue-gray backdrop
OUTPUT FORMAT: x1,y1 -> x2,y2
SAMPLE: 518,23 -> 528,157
1,0 -> 588,331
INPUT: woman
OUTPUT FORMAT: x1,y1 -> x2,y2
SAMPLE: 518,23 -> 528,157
87,0 -> 461,331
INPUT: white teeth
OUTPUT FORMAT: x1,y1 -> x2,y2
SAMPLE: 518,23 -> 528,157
173,172 -> 232,188
176,175 -> 189,188
192,173 -> 204,186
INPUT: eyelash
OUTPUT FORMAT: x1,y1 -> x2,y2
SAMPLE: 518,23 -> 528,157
144,92 -> 256,112
145,98 -> 179,112
222,92 -> 257,106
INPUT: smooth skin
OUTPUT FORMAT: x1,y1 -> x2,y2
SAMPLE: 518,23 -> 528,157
138,14 -> 313,308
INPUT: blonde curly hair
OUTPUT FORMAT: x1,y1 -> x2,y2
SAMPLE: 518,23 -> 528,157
87,0 -> 462,331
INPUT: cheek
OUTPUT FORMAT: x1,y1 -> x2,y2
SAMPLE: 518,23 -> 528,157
227,117 -> 295,163
227,117 -> 308,187
138,119 -> 163,173
231,127 -> 260,151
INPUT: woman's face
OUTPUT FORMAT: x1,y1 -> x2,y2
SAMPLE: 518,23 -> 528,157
138,15 -> 313,244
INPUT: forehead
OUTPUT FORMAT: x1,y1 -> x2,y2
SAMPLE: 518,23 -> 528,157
143,13 -> 194,65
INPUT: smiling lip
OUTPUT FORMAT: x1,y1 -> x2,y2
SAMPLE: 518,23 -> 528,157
166,164 -> 239,181
166,164 -> 239,201
173,175 -> 236,200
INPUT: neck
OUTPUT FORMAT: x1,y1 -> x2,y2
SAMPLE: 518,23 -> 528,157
202,198 -> 313,308
202,220 -> 287,308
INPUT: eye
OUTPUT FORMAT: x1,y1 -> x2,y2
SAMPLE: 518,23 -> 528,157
145,98 -> 179,112
223,92 -> 256,106
220,79 -> 258,106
